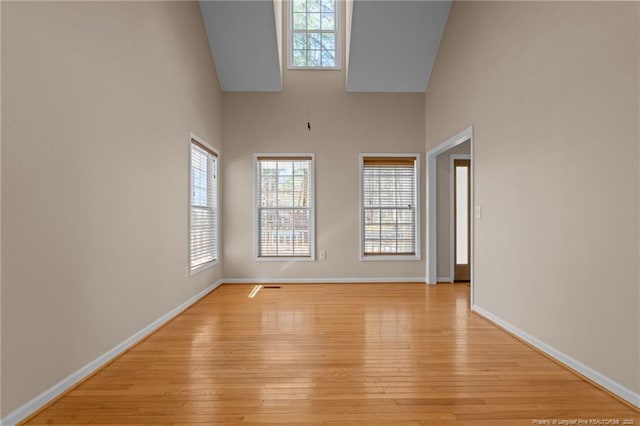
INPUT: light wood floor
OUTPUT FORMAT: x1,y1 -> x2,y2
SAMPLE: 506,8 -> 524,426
25,283 -> 638,425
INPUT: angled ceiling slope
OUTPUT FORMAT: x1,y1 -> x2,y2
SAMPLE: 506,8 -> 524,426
346,0 -> 451,92
200,1 -> 282,92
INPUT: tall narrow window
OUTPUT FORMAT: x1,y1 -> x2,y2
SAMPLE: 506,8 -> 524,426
361,154 -> 420,259
190,139 -> 218,271
256,155 -> 314,259
453,158 -> 471,281
455,165 -> 469,265
290,0 -> 339,69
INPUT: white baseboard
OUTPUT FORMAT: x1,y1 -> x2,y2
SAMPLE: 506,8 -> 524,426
1,279 -> 224,426
437,276 -> 453,283
472,304 -> 640,408
222,277 -> 427,284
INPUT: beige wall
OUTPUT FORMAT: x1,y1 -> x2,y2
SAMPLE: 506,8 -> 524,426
436,140 -> 470,280
0,2 -> 3,415
1,1 -> 223,415
222,2 -> 425,280
426,1 -> 639,393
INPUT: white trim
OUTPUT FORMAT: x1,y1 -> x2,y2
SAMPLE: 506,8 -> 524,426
437,277 -> 453,283
472,304 -> 640,408
358,153 -> 421,262
189,133 -> 221,275
189,259 -> 220,276
253,153 -> 316,262
0,279 -> 224,426
286,0 -> 342,70
449,154 -> 471,281
223,277 -> 426,284
255,257 -> 316,263
426,127 -> 473,305
470,137 -> 475,303
360,255 -> 420,262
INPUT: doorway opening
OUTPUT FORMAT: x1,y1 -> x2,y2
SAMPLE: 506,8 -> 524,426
426,126 -> 474,303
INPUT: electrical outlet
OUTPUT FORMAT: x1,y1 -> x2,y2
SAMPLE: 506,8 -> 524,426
320,250 -> 327,260
475,206 -> 482,219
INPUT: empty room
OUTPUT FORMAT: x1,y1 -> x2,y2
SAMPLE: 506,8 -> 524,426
1,0 -> 639,424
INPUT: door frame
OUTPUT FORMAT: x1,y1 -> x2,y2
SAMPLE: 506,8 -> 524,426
450,154 -> 471,282
426,126 -> 474,303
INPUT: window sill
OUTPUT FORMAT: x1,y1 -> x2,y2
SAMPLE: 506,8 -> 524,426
360,255 -> 421,262
190,259 -> 220,276
287,66 -> 342,71
256,256 -> 316,262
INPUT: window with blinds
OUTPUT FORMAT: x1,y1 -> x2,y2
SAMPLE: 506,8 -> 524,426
361,155 -> 419,258
190,140 -> 218,271
256,155 -> 314,259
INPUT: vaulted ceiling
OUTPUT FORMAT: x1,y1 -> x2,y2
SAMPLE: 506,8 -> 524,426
199,0 -> 451,93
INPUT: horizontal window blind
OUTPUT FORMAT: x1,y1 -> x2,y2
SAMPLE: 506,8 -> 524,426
190,142 -> 217,269
257,156 -> 313,258
362,156 -> 417,256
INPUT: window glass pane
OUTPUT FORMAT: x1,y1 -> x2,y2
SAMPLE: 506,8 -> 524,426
307,50 -> 321,67
259,209 -> 278,257
364,209 -> 380,224
278,191 -> 294,208
191,149 -> 206,207
307,13 -> 321,30
456,166 -> 469,264
293,0 -> 307,12
277,210 -> 294,256
365,228 -> 380,244
307,32 -> 322,49
397,224 -> 413,239
321,13 -> 335,30
365,240 -> 379,254
293,13 -> 307,30
380,240 -> 397,253
321,33 -> 335,51
293,50 -> 307,67
321,50 -> 335,67
321,0 -> 334,13
292,179 -> 309,207
293,209 -> 311,256
293,33 -> 306,50
307,0 -> 320,12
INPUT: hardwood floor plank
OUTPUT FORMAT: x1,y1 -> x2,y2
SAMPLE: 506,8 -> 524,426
22,283 -> 639,425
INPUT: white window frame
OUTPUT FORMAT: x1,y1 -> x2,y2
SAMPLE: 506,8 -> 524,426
189,133 -> 220,275
287,0 -> 341,70
254,153 -> 316,262
359,153 -> 421,262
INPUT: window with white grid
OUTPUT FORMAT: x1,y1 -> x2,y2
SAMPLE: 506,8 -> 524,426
190,140 -> 218,271
290,0 -> 339,69
256,155 -> 314,259
361,155 -> 419,259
